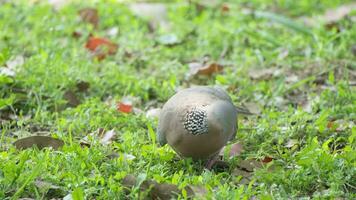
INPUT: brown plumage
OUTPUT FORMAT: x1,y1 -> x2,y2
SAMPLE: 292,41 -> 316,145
157,86 -> 238,162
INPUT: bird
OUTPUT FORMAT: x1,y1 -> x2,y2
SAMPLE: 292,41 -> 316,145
157,86 -> 239,168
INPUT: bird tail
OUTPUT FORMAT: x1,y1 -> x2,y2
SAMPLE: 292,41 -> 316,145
235,106 -> 254,115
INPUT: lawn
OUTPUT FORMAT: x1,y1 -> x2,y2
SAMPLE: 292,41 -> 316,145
0,0 -> 355,199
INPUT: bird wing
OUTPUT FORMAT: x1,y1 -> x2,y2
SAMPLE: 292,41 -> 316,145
157,107 -> 177,146
208,100 -> 238,142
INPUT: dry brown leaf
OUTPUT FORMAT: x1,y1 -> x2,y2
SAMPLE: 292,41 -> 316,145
117,102 -> 133,114
188,62 -> 223,77
261,156 -> 273,163
63,90 -> 80,107
85,37 -> 118,60
79,8 -> 99,28
13,136 -> 64,150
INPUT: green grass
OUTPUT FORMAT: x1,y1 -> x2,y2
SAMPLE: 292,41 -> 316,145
0,0 -> 355,199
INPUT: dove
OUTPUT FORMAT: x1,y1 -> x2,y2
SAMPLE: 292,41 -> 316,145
157,86 -> 239,168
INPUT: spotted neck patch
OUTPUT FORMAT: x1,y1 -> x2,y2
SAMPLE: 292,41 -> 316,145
183,108 -> 208,135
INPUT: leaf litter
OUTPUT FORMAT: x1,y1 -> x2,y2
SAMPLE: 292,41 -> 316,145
187,57 -> 224,79
122,174 -> 207,199
13,135 -> 64,150
85,36 -> 118,60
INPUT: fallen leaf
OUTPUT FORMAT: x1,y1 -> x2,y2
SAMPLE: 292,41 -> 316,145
13,136 -> 64,150
248,67 -> 280,80
80,128 -> 104,147
117,98 -> 133,113
63,90 -> 80,107
188,62 -> 223,77
232,158 -> 271,185
145,108 -> 161,119
261,156 -> 273,163
122,174 -> 180,199
85,37 -> 118,60
238,159 -> 263,172
219,142 -> 243,158
121,174 -> 207,199
184,185 -> 207,198
76,81 -> 90,92
229,142 -> 243,157
148,182 -> 181,200
232,168 -> 252,178
79,8 -> 99,28
100,129 -> 116,145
